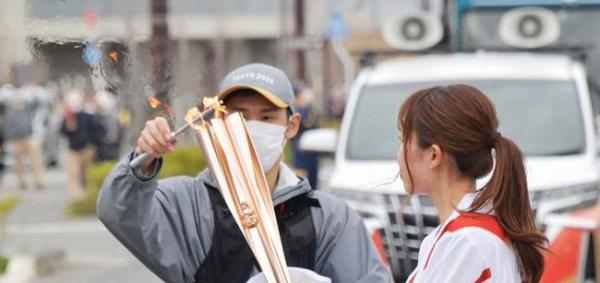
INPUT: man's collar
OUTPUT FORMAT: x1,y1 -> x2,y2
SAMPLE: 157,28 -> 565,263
199,162 -> 310,206
273,162 -> 301,193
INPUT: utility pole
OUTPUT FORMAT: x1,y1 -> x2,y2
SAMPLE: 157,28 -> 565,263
202,1 -> 226,97
215,0 -> 226,85
294,0 -> 306,82
277,0 -> 288,70
420,0 -> 430,11
150,0 -> 170,104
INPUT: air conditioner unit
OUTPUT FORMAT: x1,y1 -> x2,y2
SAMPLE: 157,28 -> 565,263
499,7 -> 561,49
382,11 -> 444,51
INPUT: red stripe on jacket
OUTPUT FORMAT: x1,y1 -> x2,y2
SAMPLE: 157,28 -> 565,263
408,212 -> 507,283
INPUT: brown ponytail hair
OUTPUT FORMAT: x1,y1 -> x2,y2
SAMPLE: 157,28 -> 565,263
398,85 -> 547,282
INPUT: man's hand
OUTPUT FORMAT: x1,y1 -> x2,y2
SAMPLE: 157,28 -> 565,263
135,117 -> 176,173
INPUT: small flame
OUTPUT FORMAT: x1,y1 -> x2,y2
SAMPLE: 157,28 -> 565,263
109,51 -> 119,63
184,106 -> 203,130
148,97 -> 176,118
148,97 -> 161,109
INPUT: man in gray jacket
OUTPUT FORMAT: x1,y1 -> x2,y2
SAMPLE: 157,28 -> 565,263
97,63 -> 392,283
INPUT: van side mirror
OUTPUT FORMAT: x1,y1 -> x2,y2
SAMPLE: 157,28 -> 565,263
298,129 -> 338,156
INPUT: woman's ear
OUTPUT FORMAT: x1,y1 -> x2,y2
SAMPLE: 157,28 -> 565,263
429,144 -> 442,169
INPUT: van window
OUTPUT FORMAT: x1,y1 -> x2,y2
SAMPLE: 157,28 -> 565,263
347,79 -> 584,160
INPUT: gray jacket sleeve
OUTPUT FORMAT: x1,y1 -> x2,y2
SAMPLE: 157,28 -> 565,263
97,152 -> 214,283
312,192 -> 393,283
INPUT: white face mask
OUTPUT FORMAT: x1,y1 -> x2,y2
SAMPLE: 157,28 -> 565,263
246,120 -> 287,172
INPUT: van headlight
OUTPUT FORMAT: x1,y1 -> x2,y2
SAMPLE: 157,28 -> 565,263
326,188 -> 384,204
530,182 -> 600,217
325,188 -> 385,219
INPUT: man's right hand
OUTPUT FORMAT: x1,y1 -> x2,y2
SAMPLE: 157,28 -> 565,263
135,117 -> 176,173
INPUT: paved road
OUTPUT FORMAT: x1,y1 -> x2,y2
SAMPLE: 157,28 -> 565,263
0,161 -> 162,283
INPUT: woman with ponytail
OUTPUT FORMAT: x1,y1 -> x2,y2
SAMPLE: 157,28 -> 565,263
398,85 -> 547,282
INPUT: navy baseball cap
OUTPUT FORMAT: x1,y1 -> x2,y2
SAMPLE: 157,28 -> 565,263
218,63 -> 295,113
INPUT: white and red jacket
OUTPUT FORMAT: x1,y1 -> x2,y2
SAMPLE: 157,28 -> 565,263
407,193 -> 521,283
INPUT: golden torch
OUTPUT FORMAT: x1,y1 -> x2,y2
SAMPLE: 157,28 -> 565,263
189,97 -> 292,283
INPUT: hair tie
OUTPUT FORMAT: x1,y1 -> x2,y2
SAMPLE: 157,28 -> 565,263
490,132 -> 502,147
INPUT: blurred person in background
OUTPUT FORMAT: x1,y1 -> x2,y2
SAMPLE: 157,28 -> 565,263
60,89 -> 104,202
328,85 -> 346,120
95,88 -> 123,162
0,83 -> 46,190
0,98 -> 5,181
30,81 -> 61,167
291,83 -> 320,189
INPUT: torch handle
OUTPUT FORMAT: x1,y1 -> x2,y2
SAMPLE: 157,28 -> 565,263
129,106 -> 217,169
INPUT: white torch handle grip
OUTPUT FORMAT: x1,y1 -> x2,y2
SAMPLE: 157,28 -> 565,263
129,152 -> 153,168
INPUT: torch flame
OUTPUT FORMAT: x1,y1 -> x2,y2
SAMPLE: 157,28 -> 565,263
184,96 -> 226,131
203,96 -> 227,117
148,97 -> 161,109
184,106 -> 203,130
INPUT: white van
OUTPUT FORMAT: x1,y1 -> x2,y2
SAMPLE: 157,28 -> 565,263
301,52 -> 600,280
